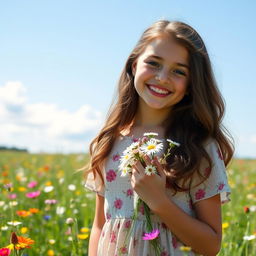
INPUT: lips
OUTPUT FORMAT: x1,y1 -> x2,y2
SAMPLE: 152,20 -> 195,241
146,84 -> 172,97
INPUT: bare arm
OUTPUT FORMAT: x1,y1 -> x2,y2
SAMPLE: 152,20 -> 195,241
88,193 -> 105,256
153,194 -> 222,256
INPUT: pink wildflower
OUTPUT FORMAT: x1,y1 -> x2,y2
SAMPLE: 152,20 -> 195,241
26,191 -> 40,198
8,193 -> 17,199
27,181 -> 38,188
142,229 -> 160,240
0,248 -> 11,256
44,199 -> 57,204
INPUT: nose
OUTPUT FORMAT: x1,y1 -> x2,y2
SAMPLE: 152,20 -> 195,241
156,68 -> 170,83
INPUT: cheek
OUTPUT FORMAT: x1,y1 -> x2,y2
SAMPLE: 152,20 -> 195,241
175,78 -> 188,93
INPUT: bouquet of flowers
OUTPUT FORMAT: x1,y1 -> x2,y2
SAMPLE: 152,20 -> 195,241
119,132 -> 180,255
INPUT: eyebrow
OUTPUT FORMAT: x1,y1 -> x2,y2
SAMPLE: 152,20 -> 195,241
148,55 -> 190,70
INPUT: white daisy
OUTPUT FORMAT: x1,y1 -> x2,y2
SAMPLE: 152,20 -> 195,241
143,132 -> 158,137
119,153 -> 132,171
140,139 -> 163,156
144,165 -> 157,176
123,141 -> 139,155
7,221 -> 22,226
167,139 -> 180,147
121,166 -> 132,177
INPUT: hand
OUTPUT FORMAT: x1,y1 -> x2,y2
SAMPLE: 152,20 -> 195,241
131,155 -> 167,212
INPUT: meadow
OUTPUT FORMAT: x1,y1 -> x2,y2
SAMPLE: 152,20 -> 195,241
0,151 -> 255,255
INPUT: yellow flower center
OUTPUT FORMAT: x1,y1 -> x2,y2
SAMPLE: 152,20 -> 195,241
147,144 -> 156,150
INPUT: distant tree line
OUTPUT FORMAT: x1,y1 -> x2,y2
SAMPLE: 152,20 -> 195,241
0,146 -> 28,152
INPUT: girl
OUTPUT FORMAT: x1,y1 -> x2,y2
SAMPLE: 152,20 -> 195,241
85,20 -> 234,256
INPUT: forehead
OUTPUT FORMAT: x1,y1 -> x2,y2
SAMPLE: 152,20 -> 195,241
139,36 -> 189,65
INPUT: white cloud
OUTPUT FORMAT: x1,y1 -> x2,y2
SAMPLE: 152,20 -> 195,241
250,135 -> 256,144
232,134 -> 256,158
0,81 -> 103,153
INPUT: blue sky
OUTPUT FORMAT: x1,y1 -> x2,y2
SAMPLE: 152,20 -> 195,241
0,0 -> 255,157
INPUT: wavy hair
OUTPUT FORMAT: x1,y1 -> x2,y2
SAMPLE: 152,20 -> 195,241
85,20 -> 234,192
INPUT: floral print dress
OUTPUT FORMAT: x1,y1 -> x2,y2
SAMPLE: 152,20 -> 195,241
85,135 -> 231,256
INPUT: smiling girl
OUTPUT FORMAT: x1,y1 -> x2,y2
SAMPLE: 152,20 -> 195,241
85,20 -> 234,256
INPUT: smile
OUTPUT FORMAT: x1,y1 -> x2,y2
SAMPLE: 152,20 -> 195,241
146,84 -> 171,97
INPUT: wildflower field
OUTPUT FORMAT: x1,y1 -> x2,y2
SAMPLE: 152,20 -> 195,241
0,151 -> 255,256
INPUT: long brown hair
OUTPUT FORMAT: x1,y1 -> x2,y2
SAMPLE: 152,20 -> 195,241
85,20 -> 234,191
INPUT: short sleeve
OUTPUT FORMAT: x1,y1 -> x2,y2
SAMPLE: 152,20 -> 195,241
84,170 -> 105,197
190,139 -> 231,205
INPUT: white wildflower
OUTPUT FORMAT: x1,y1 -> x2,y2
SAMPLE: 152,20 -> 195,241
1,225 -> 8,231
167,139 -> 180,147
56,206 -> 65,215
140,138 -> 163,156
44,186 -> 54,193
144,165 -> 157,176
49,239 -> 56,244
66,218 -> 74,225
143,132 -> 158,137
7,221 -> 22,226
121,166 -> 132,177
119,153 -> 133,171
68,184 -> 76,191
123,141 -> 140,155
243,235 -> 256,241
9,201 -> 18,206
249,205 -> 256,212
59,178 -> 65,184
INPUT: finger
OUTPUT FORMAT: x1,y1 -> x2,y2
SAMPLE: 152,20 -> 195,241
144,154 -> 152,166
153,157 -> 166,178
132,160 -> 144,175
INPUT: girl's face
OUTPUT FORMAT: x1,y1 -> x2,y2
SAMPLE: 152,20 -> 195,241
132,36 -> 189,113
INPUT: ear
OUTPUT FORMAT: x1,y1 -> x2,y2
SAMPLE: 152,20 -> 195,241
131,61 -> 137,76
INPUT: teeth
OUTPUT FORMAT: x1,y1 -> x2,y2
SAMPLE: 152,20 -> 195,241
149,85 -> 169,95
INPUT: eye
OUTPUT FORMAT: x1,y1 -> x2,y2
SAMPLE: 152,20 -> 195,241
173,69 -> 186,76
146,61 -> 160,68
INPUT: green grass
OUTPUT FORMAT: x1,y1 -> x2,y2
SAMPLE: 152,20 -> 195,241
0,152 -> 255,255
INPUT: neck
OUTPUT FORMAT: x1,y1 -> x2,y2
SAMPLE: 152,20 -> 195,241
134,101 -> 171,128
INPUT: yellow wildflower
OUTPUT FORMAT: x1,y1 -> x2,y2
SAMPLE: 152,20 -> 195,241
47,249 -> 55,256
180,246 -> 191,252
18,187 -> 27,192
222,222 -> 229,229
20,227 -> 28,234
77,234 -> 89,239
80,227 -> 90,233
